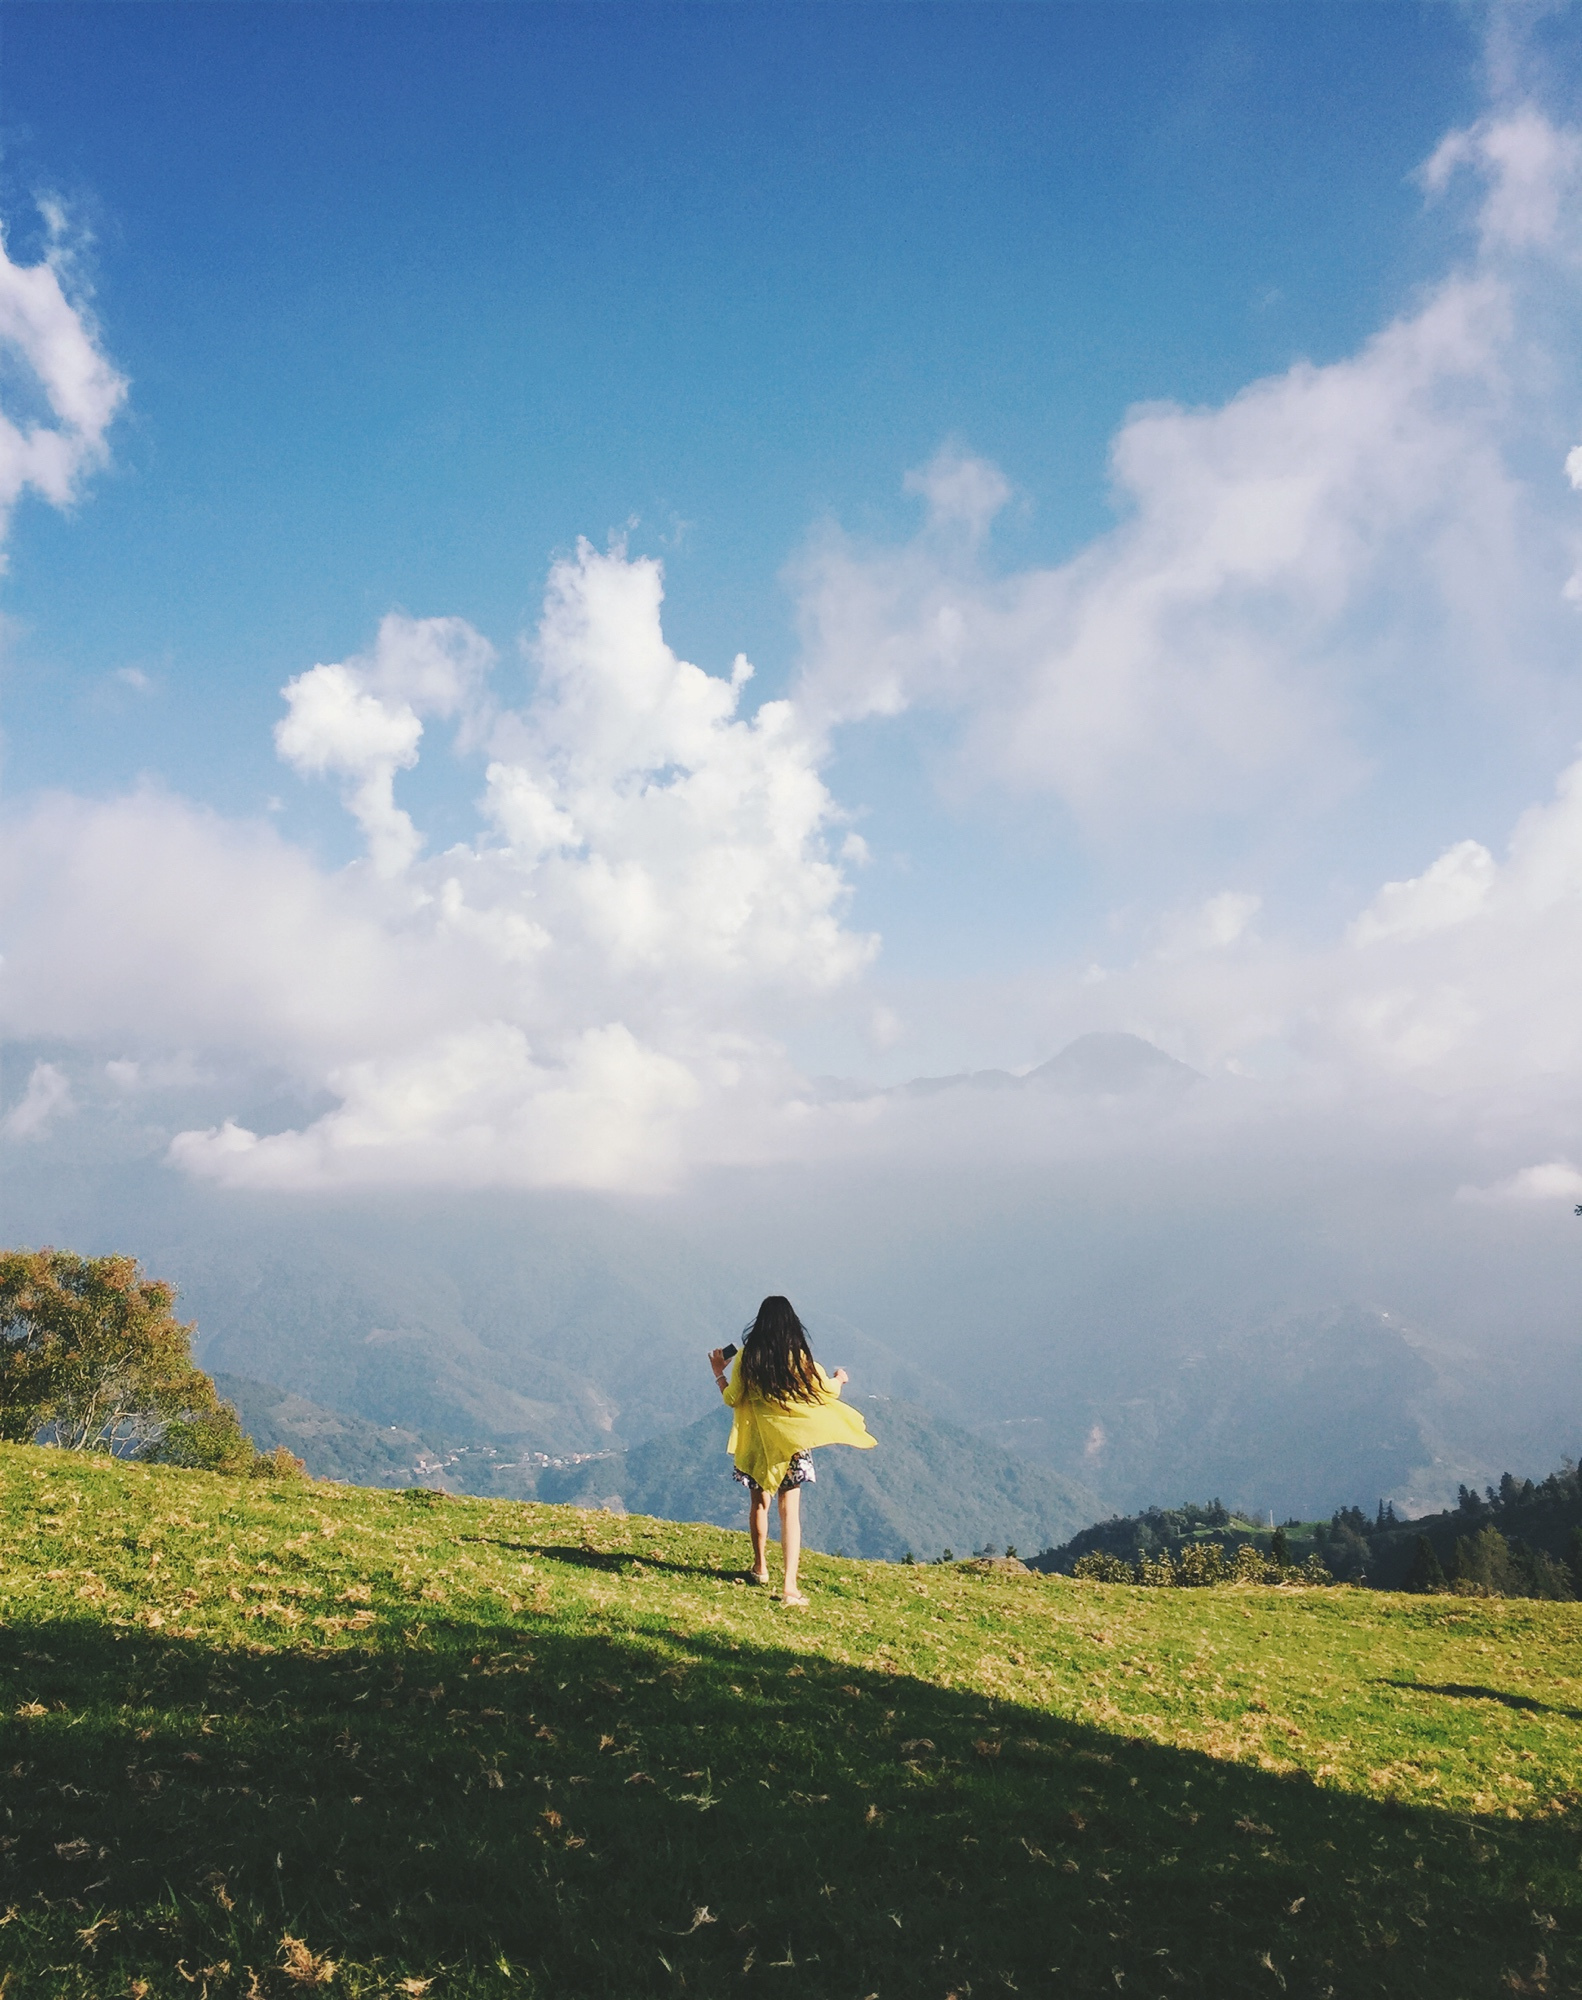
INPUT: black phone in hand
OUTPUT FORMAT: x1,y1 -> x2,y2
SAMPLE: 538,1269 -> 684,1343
720,1342 -> 738,1362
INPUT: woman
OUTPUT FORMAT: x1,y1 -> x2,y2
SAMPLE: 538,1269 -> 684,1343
709,1295 -> 875,1606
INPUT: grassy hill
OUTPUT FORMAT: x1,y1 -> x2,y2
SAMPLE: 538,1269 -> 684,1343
538,1394 -> 1102,1560
2,1443 -> 1579,1998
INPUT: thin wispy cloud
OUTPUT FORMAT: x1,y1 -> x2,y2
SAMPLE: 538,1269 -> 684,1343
0,1061 -> 72,1142
0,205 -> 126,562
793,105 -> 1582,837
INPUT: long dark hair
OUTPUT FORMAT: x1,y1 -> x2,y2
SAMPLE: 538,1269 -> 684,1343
739,1295 -> 822,1406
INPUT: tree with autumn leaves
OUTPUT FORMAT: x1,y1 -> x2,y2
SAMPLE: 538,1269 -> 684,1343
0,1248 -> 295,1474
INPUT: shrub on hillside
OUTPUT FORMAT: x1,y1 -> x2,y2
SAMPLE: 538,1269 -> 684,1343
250,1443 -> 310,1478
1176,1542 -> 1228,1587
1071,1551 -> 1134,1583
1071,1544 -> 1331,1588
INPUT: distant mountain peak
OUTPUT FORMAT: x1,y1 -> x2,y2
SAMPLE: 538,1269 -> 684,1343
1025,1032 -> 1199,1097
893,1032 -> 1199,1102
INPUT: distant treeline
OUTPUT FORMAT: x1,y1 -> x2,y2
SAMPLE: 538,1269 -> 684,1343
1030,1462 -> 1582,1599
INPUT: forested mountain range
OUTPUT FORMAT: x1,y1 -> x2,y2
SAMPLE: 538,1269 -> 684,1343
536,1395 -> 1100,1561
216,1373 -> 1099,1561
1029,1460 -> 1582,1597
217,1359 -> 1581,1592
8,1030 -> 1579,1527
27,1158 -> 1558,1525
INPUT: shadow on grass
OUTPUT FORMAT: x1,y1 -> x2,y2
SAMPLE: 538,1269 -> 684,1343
1377,1677 -> 1582,1722
459,1536 -> 738,1582
2,1608 -> 1577,1999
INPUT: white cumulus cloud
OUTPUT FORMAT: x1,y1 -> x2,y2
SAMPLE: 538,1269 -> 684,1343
2,545 -> 874,1192
1349,840 -> 1498,945
1458,1159 -> 1582,1203
476,544 -> 870,995
169,1021 -> 701,1193
276,613 -> 497,877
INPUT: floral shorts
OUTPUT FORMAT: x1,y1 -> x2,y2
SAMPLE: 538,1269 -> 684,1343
734,1451 -> 816,1496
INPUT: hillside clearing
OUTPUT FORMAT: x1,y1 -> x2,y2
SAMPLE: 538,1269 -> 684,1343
1,1444 -> 1578,1997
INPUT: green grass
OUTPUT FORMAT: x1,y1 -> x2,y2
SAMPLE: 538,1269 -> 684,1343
1,1444 -> 1579,1999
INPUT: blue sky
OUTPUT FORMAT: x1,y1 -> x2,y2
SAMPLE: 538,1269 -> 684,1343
7,5 -> 1484,880
8,2 -> 1582,1219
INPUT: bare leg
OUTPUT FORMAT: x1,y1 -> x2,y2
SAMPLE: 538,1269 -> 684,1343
748,1487 -> 769,1582
779,1487 -> 806,1604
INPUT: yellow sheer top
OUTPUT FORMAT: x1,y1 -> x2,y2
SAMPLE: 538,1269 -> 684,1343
720,1353 -> 876,1495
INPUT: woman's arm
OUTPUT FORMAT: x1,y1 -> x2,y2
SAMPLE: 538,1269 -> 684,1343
709,1348 -> 740,1404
